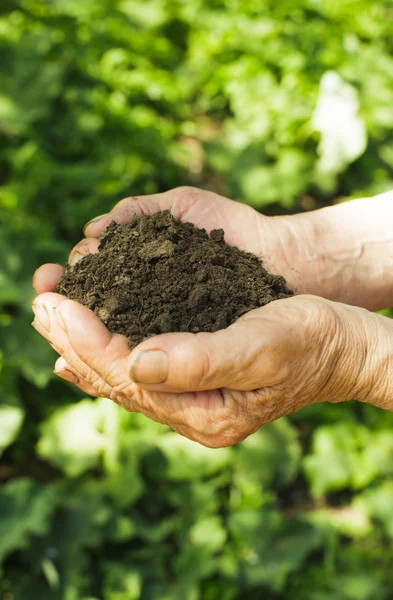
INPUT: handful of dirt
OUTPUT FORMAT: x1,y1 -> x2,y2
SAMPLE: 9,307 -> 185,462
56,211 -> 293,349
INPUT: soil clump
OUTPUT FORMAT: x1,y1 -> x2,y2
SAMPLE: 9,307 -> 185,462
56,211 -> 294,349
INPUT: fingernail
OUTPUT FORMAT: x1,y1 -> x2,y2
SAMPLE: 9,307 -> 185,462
83,213 -> 108,233
54,369 -> 80,384
32,303 -> 50,332
69,251 -> 84,267
129,350 -> 169,385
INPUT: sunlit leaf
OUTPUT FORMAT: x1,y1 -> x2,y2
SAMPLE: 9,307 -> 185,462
37,399 -> 118,476
0,403 -> 24,456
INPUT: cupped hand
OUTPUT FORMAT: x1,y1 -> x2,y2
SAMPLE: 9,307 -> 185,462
31,285 -> 369,447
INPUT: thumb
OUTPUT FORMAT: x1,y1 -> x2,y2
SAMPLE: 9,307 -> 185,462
128,316 -> 280,393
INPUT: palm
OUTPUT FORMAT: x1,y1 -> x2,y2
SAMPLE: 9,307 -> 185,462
131,383 -> 278,447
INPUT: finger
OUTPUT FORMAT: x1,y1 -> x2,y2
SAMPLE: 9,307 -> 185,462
32,293 -> 106,386
32,304 -> 104,397
54,356 -> 100,397
68,238 -> 100,266
33,294 -> 134,404
127,312 -> 282,393
82,187 -> 230,239
33,294 -> 165,417
32,294 -> 205,427
83,193 -> 168,238
33,293 -> 233,434
33,264 -> 65,295
54,366 -> 101,397
34,293 -> 131,391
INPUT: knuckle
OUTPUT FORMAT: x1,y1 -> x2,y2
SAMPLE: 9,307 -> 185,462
302,295 -> 334,323
193,347 -> 212,389
111,196 -> 141,220
308,298 -> 339,343
111,379 -> 135,400
173,185 -> 198,196
178,337 -> 213,390
92,379 -> 113,399
113,196 -> 137,210
173,186 -> 201,205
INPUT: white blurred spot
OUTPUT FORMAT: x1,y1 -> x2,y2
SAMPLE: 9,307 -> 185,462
313,71 -> 367,176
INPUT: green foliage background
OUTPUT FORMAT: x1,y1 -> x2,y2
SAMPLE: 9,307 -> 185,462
1,0 -> 393,598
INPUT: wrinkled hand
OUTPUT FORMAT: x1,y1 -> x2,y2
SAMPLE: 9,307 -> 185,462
32,187 -> 371,447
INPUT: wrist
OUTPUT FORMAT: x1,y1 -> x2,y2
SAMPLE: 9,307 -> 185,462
268,191 -> 393,311
330,302 -> 393,408
260,210 -> 332,297
354,310 -> 393,409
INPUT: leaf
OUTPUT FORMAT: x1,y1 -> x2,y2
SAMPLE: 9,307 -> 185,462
189,516 -> 227,553
102,563 -> 142,600
228,508 -> 323,592
0,479 -> 58,563
0,403 -> 24,456
233,419 -> 301,497
304,423 -> 393,497
37,398 -> 118,477
355,482 -> 393,538
145,433 -> 232,481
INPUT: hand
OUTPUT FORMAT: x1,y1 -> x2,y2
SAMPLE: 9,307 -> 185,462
31,285 -> 373,447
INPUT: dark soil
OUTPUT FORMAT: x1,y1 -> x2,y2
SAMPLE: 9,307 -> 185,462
56,211 -> 293,349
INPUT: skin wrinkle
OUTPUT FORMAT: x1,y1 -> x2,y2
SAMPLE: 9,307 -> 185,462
56,368 -> 79,384
236,343 -> 259,388
274,212 -> 363,304
318,304 -> 349,401
271,216 -> 305,289
351,335 -> 369,403
357,315 -> 392,409
316,320 -> 345,403
192,336 -> 212,389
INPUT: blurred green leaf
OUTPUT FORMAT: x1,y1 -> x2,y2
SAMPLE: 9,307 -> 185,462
146,432 -> 231,480
102,563 -> 142,600
228,507 -> 323,592
37,398 -> 118,477
0,402 -> 24,456
233,419 -> 301,499
189,516 -> 227,553
304,423 -> 393,497
0,479 -> 57,563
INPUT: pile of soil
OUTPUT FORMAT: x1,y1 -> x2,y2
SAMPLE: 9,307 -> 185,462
56,211 -> 293,349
